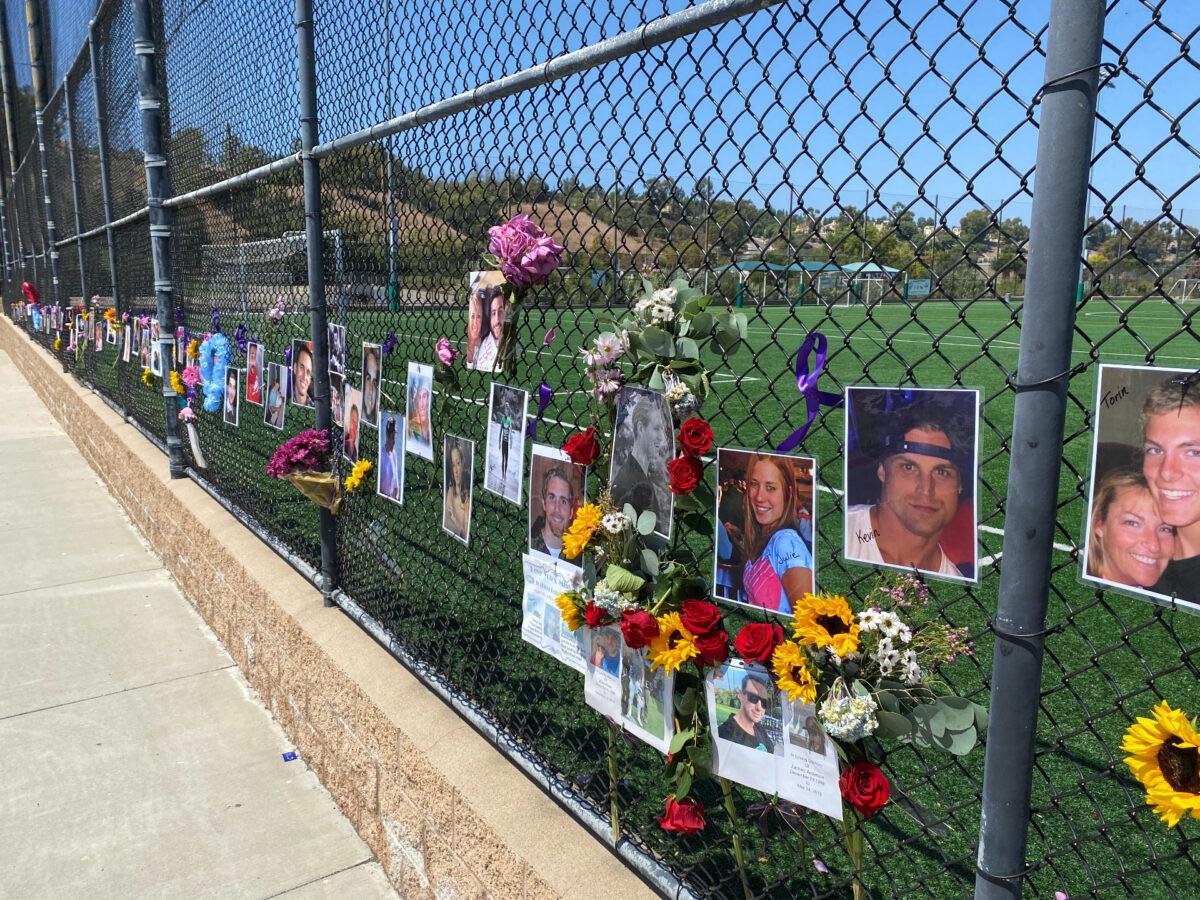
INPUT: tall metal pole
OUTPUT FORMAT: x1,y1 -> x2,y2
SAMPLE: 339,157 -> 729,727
295,0 -> 338,604
25,0 -> 64,367
974,2 -> 1105,898
89,21 -> 121,315
132,0 -> 185,477
63,76 -> 87,303
0,1 -> 19,183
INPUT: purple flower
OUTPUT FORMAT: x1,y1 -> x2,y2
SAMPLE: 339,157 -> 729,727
381,331 -> 398,355
435,336 -> 460,366
542,327 -> 557,346
487,214 -> 564,289
812,858 -> 829,875
266,428 -> 331,478
284,344 -> 292,366
233,323 -> 248,353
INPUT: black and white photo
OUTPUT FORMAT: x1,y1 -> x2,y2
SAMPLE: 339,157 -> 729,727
609,386 -> 674,539
485,382 -> 529,504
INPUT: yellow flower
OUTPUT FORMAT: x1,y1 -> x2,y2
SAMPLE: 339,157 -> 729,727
103,307 -> 117,323
772,641 -> 817,703
82,312 -> 90,321
53,337 -> 62,351
648,612 -> 698,673
141,367 -> 154,388
187,338 -> 200,360
343,459 -> 373,493
556,593 -> 584,632
170,370 -> 185,395
1122,701 -> 1200,827
561,502 -> 603,559
792,592 -> 860,658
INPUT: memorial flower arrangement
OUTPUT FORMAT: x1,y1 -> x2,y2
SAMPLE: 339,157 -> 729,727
1122,700 -> 1200,827
343,458 -> 373,493
266,428 -> 341,513
481,214 -> 564,373
141,367 -> 154,389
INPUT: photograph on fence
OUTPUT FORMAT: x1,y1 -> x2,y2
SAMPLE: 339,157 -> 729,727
93,320 -> 103,352
466,270 -> 505,372
138,330 -> 150,368
290,339 -> 314,408
361,342 -> 381,428
327,323 -> 346,376
621,644 -> 674,753
610,386 -> 674,540
246,342 -> 263,405
520,552 -> 585,673
1083,364 -> 1200,614
343,383 -> 362,462
584,625 -> 623,718
122,327 -> 131,363
330,371 -> 344,426
714,448 -> 816,617
106,322 -> 117,345
175,326 -> 186,362
405,362 -> 434,460
442,434 -> 474,545
528,444 -> 586,566
376,410 -> 406,505
264,363 -> 288,431
843,386 -> 980,583
485,382 -> 528,504
706,659 -> 842,819
223,369 -> 240,426
150,340 -> 170,377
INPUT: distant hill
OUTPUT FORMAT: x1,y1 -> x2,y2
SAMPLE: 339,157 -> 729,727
502,201 -> 659,262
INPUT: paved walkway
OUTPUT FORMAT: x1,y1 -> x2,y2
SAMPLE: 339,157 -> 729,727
0,349 -> 394,900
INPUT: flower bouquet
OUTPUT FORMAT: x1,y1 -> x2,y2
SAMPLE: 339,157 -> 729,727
266,428 -> 341,513
482,214 -> 564,373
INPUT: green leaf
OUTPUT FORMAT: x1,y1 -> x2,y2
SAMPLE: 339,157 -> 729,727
876,690 -> 900,714
974,701 -> 989,736
675,687 -> 698,718
691,311 -> 714,336
623,503 -> 637,522
636,509 -> 657,536
641,327 -> 675,357
648,366 -> 665,391
641,548 -> 660,576
874,710 -> 913,740
676,765 -> 694,799
910,703 -> 947,746
933,725 -> 979,756
676,337 -> 700,360
849,679 -> 871,698
938,696 -> 977,731
641,277 -> 656,298
605,564 -> 646,594
669,728 -> 695,755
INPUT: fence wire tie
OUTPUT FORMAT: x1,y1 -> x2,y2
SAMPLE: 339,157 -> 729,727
987,617 -> 1065,641
1034,62 -> 1120,104
1009,365 -> 1076,391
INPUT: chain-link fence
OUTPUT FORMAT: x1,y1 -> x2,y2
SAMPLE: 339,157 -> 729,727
3,0 -> 1199,897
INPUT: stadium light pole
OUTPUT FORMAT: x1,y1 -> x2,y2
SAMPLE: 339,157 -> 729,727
974,1 -> 1106,898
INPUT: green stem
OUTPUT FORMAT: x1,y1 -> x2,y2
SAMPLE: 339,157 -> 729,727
720,778 -> 753,900
840,809 -> 866,900
607,722 -> 621,843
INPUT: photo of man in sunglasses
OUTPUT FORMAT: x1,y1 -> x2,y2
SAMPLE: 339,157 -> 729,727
716,667 -> 777,753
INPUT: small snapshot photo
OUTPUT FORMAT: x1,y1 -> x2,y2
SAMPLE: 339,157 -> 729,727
150,319 -> 160,343
361,342 -> 381,428
609,386 -> 675,540
343,382 -> 363,462
264,362 -> 288,430
466,270 -> 506,372
330,372 -> 345,427
622,645 -> 673,753
175,326 -> 186,362
149,339 -> 166,376
327,323 -> 346,376
376,409 -> 406,505
714,449 -> 816,616
710,660 -> 782,757
139,330 -> 151,368
122,326 -> 131,363
405,362 -> 434,460
843,386 -> 980,583
1082,364 -> 1200,614
528,444 -> 587,566
245,342 -> 263,405
291,339 -> 314,408
784,699 -> 828,757
106,321 -> 118,345
94,320 -> 103,352
485,382 -> 529,504
442,434 -> 474,545
223,368 -> 240,426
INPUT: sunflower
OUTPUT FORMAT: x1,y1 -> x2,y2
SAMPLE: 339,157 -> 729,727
1122,700 -> 1200,827
649,612 -> 698,672
561,503 -> 604,559
555,593 -> 584,632
772,641 -> 817,703
792,592 -> 860,658
141,367 -> 154,389
187,338 -> 201,360
170,369 -> 186,395
344,459 -> 373,493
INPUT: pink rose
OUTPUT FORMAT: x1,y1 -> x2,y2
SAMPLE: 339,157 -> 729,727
487,214 -> 564,289
435,337 -> 460,366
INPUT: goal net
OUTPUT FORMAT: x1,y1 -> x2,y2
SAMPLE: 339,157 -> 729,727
198,230 -> 345,320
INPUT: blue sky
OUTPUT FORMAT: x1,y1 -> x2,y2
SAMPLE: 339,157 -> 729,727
16,0 -> 1200,228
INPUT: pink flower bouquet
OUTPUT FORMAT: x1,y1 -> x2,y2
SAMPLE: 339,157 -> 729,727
266,428 -> 341,513
487,214 -> 564,290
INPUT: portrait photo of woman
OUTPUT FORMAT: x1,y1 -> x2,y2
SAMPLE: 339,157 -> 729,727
466,270 -> 505,372
405,362 -> 434,460
442,435 -> 474,545
1086,469 -> 1175,593
264,362 -> 287,431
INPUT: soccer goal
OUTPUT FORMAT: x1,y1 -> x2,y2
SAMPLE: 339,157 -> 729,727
1169,278 -> 1200,302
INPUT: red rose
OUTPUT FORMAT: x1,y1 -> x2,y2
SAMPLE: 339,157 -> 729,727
620,610 -> 659,649
680,599 -> 722,636
584,601 -> 610,629
563,427 -> 599,466
667,454 -> 704,495
839,760 -> 891,819
657,795 -> 706,834
677,417 -> 714,456
694,629 -> 730,668
733,622 -> 786,664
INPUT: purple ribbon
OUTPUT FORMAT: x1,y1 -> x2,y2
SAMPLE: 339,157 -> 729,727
381,331 -> 398,355
233,323 -> 248,352
775,331 -> 843,454
527,383 -> 553,439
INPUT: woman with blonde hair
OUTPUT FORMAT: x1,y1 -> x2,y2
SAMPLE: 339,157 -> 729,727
741,454 -> 813,615
1087,469 -> 1174,590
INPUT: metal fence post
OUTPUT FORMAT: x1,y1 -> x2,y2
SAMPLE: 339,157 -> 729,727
132,0 -> 185,478
0,0 -> 18,280
62,76 -> 86,303
974,2 -> 1106,898
24,0 -> 64,367
295,0 -> 338,604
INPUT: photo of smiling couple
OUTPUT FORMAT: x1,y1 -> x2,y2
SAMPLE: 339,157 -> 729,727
1083,365 -> 1200,612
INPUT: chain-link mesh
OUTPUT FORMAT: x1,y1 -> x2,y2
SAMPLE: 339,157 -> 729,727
3,1 -> 1199,898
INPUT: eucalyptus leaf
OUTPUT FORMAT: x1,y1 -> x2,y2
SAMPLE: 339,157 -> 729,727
669,728 -> 695,755
641,548 -> 660,575
692,311 -> 714,336
623,503 -> 637,522
642,277 -> 656,297
648,366 -> 665,391
876,690 -> 900,713
605,564 -> 646,594
636,509 -> 657,535
874,709 -> 913,740
641,326 -> 675,357
938,696 -> 977,731
676,336 -> 700,360
933,725 -> 979,756
910,703 -> 948,745
974,701 -> 989,735
849,679 -> 871,698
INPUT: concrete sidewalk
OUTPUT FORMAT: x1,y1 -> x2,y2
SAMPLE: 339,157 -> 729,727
0,349 -> 395,899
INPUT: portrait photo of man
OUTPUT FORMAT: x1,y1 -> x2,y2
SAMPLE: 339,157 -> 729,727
264,363 -> 287,431
466,270 -> 506,372
291,339 -> 314,408
361,342 -> 381,427
223,368 -> 240,426
528,445 -> 586,566
376,410 -> 405,505
843,386 -> 979,583
712,663 -> 780,755
1082,365 -> 1200,613
609,386 -> 674,539
327,323 -> 346,376
343,383 -> 362,462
